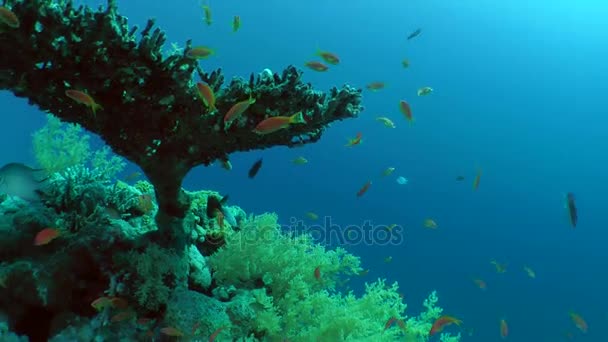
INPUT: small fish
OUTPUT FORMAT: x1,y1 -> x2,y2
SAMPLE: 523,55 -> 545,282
423,219 -> 437,229
407,28 -> 422,40
0,162 -> 47,201
565,192 -> 577,228
65,90 -> 103,116
455,175 -> 465,181
202,5 -> 212,25
386,224 -> 397,232
490,259 -> 507,273
91,296 -> 114,311
315,49 -> 340,65
345,132 -> 363,147
209,326 -> 226,342
429,315 -> 462,336
472,168 -> 482,191
253,112 -> 306,135
160,327 -> 184,337
382,167 -> 396,177
399,100 -> 414,124
111,310 -> 135,322
137,194 -> 154,214
569,312 -> 588,333
124,171 -> 141,182
206,195 -> 228,219
232,15 -> 241,32
376,117 -> 396,128
224,94 -> 256,128
186,46 -> 215,59
196,82 -> 216,111
417,86 -> 433,96
472,278 -> 487,290
34,228 -> 60,246
292,156 -> 308,165
248,158 -> 263,179
366,82 -> 386,91
314,266 -> 321,281
523,265 -> 536,278
396,176 -> 408,185
356,180 -> 372,197
304,61 -> 329,72
0,6 -> 20,28
384,256 -> 393,263
358,269 -> 370,276
384,317 -> 397,331
305,212 -> 319,220
220,158 -> 232,171
401,59 -> 410,68
499,319 -> 509,339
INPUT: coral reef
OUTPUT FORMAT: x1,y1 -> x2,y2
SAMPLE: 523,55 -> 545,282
0,1 -> 461,341
0,0 -> 363,233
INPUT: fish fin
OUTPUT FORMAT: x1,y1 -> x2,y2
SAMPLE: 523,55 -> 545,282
220,194 -> 230,205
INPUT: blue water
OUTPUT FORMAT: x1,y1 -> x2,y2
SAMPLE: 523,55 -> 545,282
2,0 -> 607,340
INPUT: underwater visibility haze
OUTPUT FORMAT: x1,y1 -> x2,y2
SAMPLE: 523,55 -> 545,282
0,0 -> 607,341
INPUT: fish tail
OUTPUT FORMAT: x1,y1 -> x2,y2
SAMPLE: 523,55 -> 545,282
290,111 -> 305,124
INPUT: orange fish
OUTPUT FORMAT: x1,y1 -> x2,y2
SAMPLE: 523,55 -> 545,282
569,312 -> 588,333
0,6 -> 20,28
499,319 -> 508,338
137,194 -> 154,213
110,297 -> 129,309
366,82 -> 386,91
65,90 -> 102,115
224,95 -> 256,128
196,82 -> 216,110
345,132 -> 363,147
429,315 -> 462,335
399,100 -> 414,124
356,180 -> 372,197
160,327 -> 184,337
253,112 -> 306,135
111,310 -> 135,322
34,228 -> 60,246
91,296 -> 113,311
186,46 -> 215,59
315,49 -> 340,65
473,168 -> 482,190
215,209 -> 225,228
209,326 -> 226,341
384,317 -> 397,331
423,218 -> 438,229
304,61 -> 329,72
472,278 -> 487,290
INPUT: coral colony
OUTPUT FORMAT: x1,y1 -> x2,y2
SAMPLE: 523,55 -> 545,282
0,1 -> 460,341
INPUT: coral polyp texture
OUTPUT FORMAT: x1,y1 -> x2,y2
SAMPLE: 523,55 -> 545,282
0,0 -> 362,224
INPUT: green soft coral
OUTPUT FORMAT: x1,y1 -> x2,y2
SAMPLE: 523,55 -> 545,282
208,213 -> 460,341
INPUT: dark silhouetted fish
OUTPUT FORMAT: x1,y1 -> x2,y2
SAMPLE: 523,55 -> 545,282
248,158 -> 263,179
407,28 -> 422,40
456,176 -> 465,181
0,162 -> 47,201
566,192 -> 577,228
206,195 -> 228,219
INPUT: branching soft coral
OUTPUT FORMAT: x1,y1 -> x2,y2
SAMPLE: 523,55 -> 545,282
208,212 -> 460,341
208,213 -> 362,299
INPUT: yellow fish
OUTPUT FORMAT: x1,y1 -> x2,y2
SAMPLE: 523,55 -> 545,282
292,156 -> 308,165
382,167 -> 396,177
